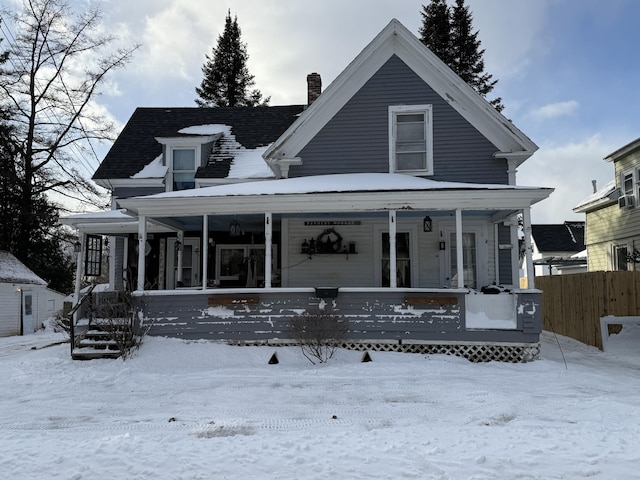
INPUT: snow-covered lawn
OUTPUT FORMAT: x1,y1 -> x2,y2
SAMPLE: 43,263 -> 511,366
1,327 -> 639,479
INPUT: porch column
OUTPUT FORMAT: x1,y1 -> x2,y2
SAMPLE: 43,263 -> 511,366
202,215 -> 208,290
494,223 -> 500,285
73,233 -> 84,308
455,209 -> 464,288
137,215 -> 147,291
264,213 -> 273,288
389,211 -> 397,288
522,207 -> 535,289
176,230 -> 184,287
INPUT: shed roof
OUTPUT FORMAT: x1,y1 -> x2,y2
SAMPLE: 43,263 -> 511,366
0,251 -> 47,285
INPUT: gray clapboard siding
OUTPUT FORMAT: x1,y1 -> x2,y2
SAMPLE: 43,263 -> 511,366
141,289 -> 541,344
292,55 -> 507,184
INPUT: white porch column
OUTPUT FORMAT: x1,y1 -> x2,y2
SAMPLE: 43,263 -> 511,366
202,215 -> 208,290
389,211 -> 397,288
494,223 -> 500,285
522,207 -> 535,289
176,230 -> 184,287
73,233 -> 84,305
137,215 -> 147,291
455,209 -> 464,288
265,213 -> 273,288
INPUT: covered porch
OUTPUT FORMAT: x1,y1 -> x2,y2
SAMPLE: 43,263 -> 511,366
63,173 -> 551,359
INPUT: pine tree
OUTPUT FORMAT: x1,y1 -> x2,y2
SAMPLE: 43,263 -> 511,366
420,0 -> 504,112
195,11 -> 270,107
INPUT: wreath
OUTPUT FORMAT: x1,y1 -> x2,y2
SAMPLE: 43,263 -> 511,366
315,228 -> 343,253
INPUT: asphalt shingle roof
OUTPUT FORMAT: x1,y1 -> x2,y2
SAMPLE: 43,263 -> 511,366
531,222 -> 585,253
93,105 -> 305,181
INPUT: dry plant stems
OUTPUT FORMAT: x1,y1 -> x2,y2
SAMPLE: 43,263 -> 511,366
288,308 -> 348,364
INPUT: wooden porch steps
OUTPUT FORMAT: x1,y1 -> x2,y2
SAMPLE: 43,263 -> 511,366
71,324 -> 136,360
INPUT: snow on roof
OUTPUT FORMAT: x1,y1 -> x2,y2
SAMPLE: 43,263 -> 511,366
228,145 -> 273,179
574,180 -> 616,211
61,209 -> 135,222
178,124 -> 231,136
131,155 -> 167,179
145,173 -> 542,199
0,251 -> 46,285
571,249 -> 587,259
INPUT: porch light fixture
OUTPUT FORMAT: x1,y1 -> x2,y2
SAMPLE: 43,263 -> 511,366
423,216 -> 433,232
73,240 -> 81,253
175,240 -> 183,253
439,241 -> 446,251
229,218 -> 241,237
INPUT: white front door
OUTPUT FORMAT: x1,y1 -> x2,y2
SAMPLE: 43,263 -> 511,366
167,238 -> 201,288
22,291 -> 34,335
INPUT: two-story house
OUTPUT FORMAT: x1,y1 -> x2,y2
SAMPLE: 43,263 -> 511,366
574,138 -> 640,271
63,19 -> 552,361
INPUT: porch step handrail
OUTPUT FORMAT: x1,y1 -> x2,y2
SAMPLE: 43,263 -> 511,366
68,283 -> 97,356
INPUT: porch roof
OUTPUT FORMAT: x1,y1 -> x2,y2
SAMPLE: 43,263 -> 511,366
119,173 -> 553,217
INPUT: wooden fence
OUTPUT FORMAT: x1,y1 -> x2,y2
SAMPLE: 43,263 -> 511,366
536,271 -> 640,350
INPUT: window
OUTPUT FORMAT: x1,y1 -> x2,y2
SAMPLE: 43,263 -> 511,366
614,244 -> 629,271
389,105 -> 433,174
450,232 -> 477,288
381,232 -> 412,287
85,234 -> 103,277
619,169 -> 638,208
215,245 -> 277,287
172,148 -> 196,191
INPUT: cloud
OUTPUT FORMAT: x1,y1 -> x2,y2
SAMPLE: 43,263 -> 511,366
531,100 -> 580,120
517,135 -> 620,224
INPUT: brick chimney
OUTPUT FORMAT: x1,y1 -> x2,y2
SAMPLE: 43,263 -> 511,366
307,72 -> 322,105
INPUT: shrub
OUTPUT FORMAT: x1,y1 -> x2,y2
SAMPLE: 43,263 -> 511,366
288,308 -> 348,364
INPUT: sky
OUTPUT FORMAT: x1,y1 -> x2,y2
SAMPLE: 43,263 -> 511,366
4,0 -> 640,224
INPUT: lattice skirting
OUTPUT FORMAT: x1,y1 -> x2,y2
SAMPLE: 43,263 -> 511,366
229,340 -> 541,363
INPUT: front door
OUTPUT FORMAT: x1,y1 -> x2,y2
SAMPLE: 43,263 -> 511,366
21,291 -> 34,335
167,238 -> 201,288
375,226 -> 418,287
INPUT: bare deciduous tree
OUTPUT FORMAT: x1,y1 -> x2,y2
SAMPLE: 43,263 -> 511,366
0,0 -> 138,264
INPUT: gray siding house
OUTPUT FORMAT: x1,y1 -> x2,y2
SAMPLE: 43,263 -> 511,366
63,20 -> 552,361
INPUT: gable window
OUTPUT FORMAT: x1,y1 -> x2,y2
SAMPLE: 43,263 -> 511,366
389,105 -> 433,175
172,148 -> 196,191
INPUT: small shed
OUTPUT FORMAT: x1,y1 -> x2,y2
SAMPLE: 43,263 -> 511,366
0,251 -> 65,337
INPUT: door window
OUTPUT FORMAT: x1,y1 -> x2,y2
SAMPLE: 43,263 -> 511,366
381,232 -> 411,287
450,232 -> 477,288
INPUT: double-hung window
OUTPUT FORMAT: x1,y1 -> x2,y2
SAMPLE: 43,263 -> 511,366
172,148 -> 196,191
389,105 -> 433,175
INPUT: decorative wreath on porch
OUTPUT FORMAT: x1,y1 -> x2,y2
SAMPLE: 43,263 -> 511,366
315,228 -> 343,253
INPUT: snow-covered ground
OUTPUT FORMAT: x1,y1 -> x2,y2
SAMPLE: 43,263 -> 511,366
1,326 -> 639,479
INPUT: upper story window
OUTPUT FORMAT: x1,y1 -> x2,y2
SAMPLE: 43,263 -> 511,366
389,105 -> 433,175
618,169 -> 638,209
171,148 -> 196,191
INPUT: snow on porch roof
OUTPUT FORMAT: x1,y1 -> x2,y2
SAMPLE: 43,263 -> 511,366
139,173 -> 546,199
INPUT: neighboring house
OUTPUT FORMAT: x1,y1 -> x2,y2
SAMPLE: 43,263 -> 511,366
0,251 -> 65,337
529,222 -> 586,276
574,138 -> 640,271
62,20 -> 552,361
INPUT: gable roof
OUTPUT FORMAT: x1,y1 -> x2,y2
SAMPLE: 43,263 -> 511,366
264,19 -> 537,166
604,137 -> 640,163
531,222 -> 585,254
0,251 -> 47,285
93,105 -> 304,186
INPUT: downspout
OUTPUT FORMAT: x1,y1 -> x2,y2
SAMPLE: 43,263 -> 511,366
389,211 -> 397,288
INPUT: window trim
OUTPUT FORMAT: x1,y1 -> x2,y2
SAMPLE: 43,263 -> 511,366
168,146 -> 199,192
619,168 -> 639,208
388,104 -> 433,175
613,243 -> 630,271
